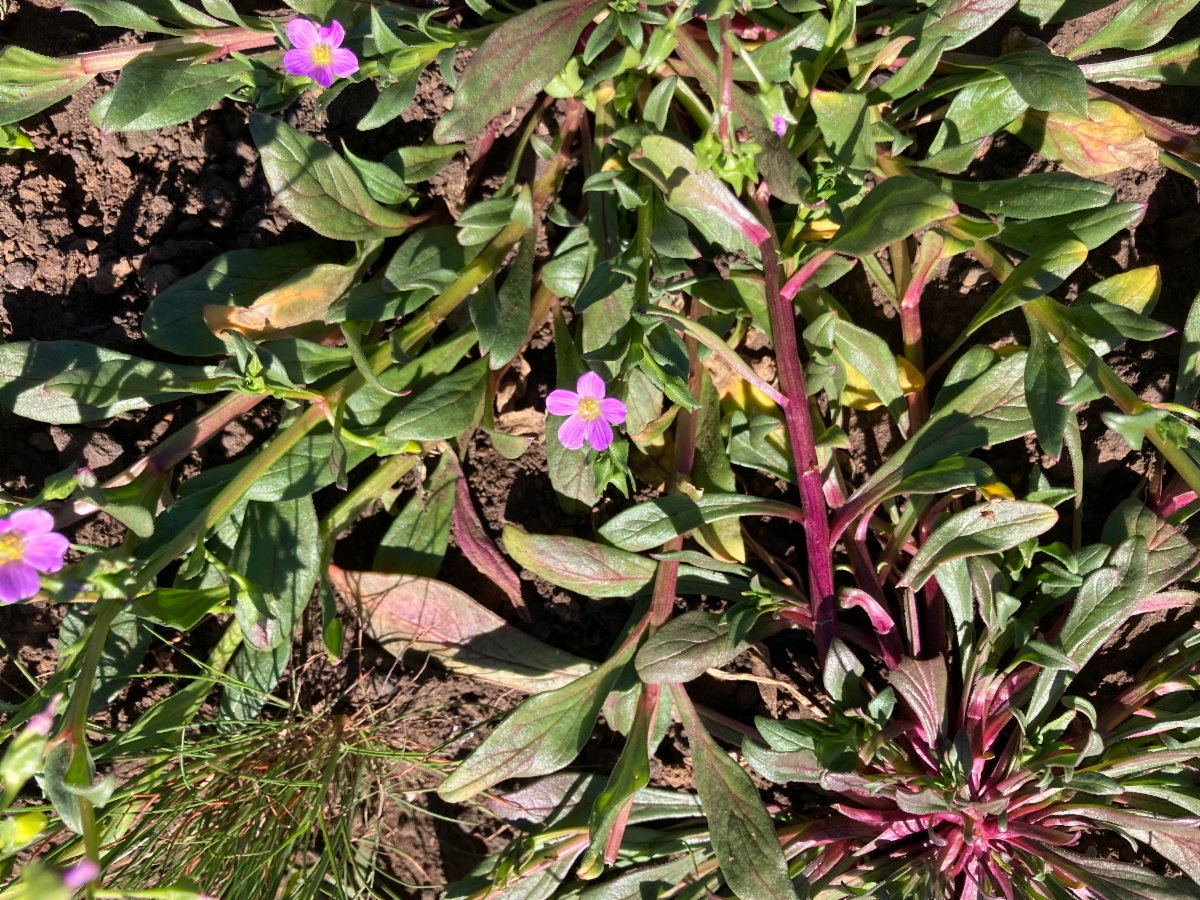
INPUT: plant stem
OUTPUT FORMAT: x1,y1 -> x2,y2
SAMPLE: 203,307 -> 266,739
60,392 -> 264,527
70,26 -> 281,75
749,188 -> 837,664
320,452 -> 419,549
396,100 -> 583,352
718,16 -> 734,147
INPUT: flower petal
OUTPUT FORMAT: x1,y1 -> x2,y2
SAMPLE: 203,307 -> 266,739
576,371 -> 607,400
558,415 -> 587,450
287,17 -> 320,49
330,47 -> 359,79
585,417 -> 613,451
546,389 -> 580,416
23,533 -> 68,573
283,48 -> 317,78
317,20 -> 345,48
599,397 -> 626,425
4,508 -> 53,537
311,65 -> 335,88
0,562 -> 40,603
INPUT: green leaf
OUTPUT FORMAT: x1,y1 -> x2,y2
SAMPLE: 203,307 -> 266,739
374,455 -> 455,577
598,494 -> 803,553
396,141 -> 465,183
90,59 -> 245,132
0,342 -> 195,424
383,358 -> 487,441
901,500 -> 1058,590
101,54 -> 189,133
250,113 -> 423,241
341,142 -> 413,205
672,687 -> 798,900
502,526 -> 657,598
844,351 -> 1034,526
643,75 -> 676,131
929,73 -> 1027,154
1011,0 -> 1117,25
62,0 -> 177,32
892,456 -> 997,498
357,66 -> 423,131
871,36 -> 947,102
1101,408 -> 1168,452
434,0 -> 608,143
60,605 -> 151,716
826,176 -> 958,257
962,240 -> 1088,337
0,71 -> 94,127
1179,289 -> 1200,408
134,587 -> 227,630
911,0 -> 1018,50
334,566 -> 596,694
44,358 -> 196,406
628,135 -> 768,258
220,497 -> 321,720
810,89 -> 874,170
438,641 -> 634,802
834,318 -> 905,421
985,49 -> 1088,117
1076,0 -> 1200,55
475,229 -> 534,369
1080,35 -> 1200,86
939,172 -> 1114,219
995,202 -> 1146,255
143,241 -> 334,356
741,739 -> 822,784
1024,317 -> 1071,458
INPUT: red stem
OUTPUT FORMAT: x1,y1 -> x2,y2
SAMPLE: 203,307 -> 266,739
718,17 -> 733,146
750,188 -> 837,664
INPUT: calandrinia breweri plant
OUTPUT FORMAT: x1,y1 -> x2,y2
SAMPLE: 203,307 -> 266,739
4,0 -> 1200,895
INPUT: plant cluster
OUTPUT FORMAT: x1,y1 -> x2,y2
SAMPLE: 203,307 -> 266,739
2,0 -> 1200,897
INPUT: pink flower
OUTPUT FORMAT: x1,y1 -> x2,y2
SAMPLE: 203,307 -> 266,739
772,115 -> 788,137
283,18 -> 359,89
0,509 -> 68,604
546,372 -> 626,452
62,860 -> 99,890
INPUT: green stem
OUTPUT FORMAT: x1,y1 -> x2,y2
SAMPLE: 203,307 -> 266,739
320,452 -> 418,549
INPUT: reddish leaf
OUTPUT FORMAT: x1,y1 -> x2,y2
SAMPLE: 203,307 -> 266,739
329,566 -> 591,693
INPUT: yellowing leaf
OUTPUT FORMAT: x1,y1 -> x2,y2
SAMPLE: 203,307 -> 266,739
840,355 -> 926,411
203,263 -> 357,342
1008,101 -> 1158,177
1077,265 -> 1161,315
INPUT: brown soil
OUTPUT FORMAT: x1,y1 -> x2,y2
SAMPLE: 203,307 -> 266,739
2,0 -> 1200,892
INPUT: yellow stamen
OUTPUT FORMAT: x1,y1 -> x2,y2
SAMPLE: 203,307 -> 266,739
577,397 -> 601,421
310,43 -> 333,66
0,532 -> 24,565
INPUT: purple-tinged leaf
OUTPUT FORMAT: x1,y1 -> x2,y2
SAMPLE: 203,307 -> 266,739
330,566 -> 593,694
888,656 -> 948,746
437,638 -> 635,802
1101,499 -> 1200,594
741,740 -> 822,785
1080,35 -> 1200,86
433,0 -> 607,143
628,135 -> 769,259
900,501 -> 1058,591
635,610 -> 775,685
1135,590 -> 1200,613
671,685 -> 799,900
487,773 -> 604,828
447,450 -> 530,621
502,526 -> 657,598
1075,0 -> 1200,55
919,0 -> 1017,50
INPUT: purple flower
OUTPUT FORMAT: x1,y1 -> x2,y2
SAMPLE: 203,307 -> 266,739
0,509 -> 68,604
547,372 -> 626,452
772,115 -> 788,138
283,18 -> 359,89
